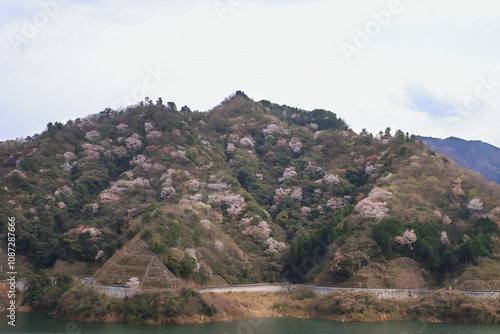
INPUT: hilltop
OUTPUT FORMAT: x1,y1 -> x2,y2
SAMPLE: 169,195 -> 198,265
1,91 -> 499,295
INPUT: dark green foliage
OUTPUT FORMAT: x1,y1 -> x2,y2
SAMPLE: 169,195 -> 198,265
372,219 -> 403,258
288,206 -> 353,275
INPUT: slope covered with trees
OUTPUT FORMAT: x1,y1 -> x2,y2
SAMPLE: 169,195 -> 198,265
1,91 -> 499,289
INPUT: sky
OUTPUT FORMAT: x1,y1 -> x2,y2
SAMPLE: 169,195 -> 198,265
1,0 -> 500,147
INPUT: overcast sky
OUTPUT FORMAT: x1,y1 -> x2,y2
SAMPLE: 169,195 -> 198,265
1,0 -> 500,147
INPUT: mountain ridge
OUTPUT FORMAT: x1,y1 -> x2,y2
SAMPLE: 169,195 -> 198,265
417,135 -> 500,184
1,92 -> 499,295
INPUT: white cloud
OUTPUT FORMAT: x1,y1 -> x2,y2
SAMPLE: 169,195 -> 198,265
0,0 -> 500,147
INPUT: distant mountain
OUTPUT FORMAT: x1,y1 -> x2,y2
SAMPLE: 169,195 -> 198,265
417,136 -> 500,184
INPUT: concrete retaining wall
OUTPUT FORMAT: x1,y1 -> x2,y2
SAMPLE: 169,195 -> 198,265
199,284 -> 500,299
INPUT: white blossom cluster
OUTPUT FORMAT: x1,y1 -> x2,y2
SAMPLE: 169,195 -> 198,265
208,192 -> 246,216
278,167 -> 297,183
57,151 -> 76,162
126,277 -> 141,293
313,131 -> 323,140
467,198 -> 484,212
82,203 -> 99,214
395,229 -> 417,250
144,122 -> 154,133
274,187 -> 292,201
130,154 -> 147,165
85,130 -> 100,141
365,163 -> 383,175
263,124 -> 290,137
82,143 -> 105,152
125,134 -> 143,150
207,182 -> 229,191
240,136 -> 254,147
160,186 -> 176,199
68,224 -> 102,239
228,134 -> 240,143
242,221 -> 272,242
200,219 -> 211,230
188,180 -> 202,192
288,138 -> 303,153
326,198 -> 346,210
226,143 -> 236,153
264,238 -> 286,254
440,231 -> 449,244
290,188 -> 303,202
323,173 -> 340,185
354,187 -> 392,221
307,123 -> 319,131
116,123 -> 128,133
99,177 -> 150,204
95,250 -> 105,260
300,206 -> 312,216
214,240 -> 224,252
186,248 -> 200,272
146,131 -> 162,139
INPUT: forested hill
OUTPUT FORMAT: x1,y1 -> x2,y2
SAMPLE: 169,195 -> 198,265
1,91 -> 499,289
418,136 -> 500,184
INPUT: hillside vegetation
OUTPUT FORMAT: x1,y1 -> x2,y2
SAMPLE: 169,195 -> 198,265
1,91 -> 500,289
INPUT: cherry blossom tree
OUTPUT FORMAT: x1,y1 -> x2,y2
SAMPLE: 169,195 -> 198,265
208,192 -> 246,217
126,277 -> 141,293
226,143 -> 236,153
263,124 -> 290,137
146,131 -> 162,139
214,240 -> 224,252
355,199 -> 389,221
200,219 -> 211,230
125,135 -> 143,150
144,122 -> 154,133
440,231 -> 449,244
467,198 -> 484,212
278,167 -> 297,183
264,238 -> 286,254
240,136 -> 254,147
300,206 -> 312,216
288,138 -> 303,153
395,229 -> 417,250
323,173 -> 340,185
116,123 -> 128,133
85,131 -> 100,141
290,188 -> 303,202
451,178 -> 465,196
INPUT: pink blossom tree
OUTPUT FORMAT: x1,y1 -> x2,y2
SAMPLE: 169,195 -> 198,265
395,229 -> 417,250
126,277 -> 141,293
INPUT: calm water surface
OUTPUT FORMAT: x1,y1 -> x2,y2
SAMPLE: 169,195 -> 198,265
1,312 -> 499,334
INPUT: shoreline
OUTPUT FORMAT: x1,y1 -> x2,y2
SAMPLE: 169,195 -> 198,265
2,288 -> 499,325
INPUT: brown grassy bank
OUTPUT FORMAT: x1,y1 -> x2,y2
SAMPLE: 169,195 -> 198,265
2,285 -> 499,325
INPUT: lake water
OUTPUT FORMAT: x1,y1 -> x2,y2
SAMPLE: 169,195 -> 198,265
1,312 -> 499,334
